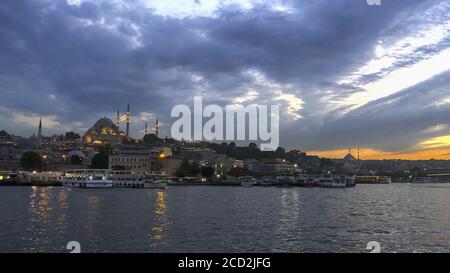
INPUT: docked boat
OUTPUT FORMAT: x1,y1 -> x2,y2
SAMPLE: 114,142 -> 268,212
258,177 -> 275,187
143,173 -> 169,188
356,176 -> 391,184
239,176 -> 257,187
294,174 -> 317,187
60,169 -> 113,188
0,171 -> 18,185
317,174 -> 346,188
411,176 -> 432,183
275,175 -> 294,188
110,170 -> 145,188
345,175 -> 356,187
301,178 -> 317,187
378,176 -> 392,184
144,179 -> 169,188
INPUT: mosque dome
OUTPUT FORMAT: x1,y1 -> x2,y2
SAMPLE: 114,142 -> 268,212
68,150 -> 86,159
83,117 -> 125,144
344,153 -> 356,161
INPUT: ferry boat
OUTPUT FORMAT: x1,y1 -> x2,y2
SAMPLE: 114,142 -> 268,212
143,173 -> 171,188
378,176 -> 392,184
0,171 -> 17,185
60,169 -> 113,188
110,170 -> 145,188
345,175 -> 356,187
239,176 -> 257,187
356,176 -> 391,184
258,177 -> 275,187
294,174 -> 317,187
275,175 -> 295,188
317,174 -> 346,188
144,178 -> 169,188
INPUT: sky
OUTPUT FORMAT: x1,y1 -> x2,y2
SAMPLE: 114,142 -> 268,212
1,0 -> 450,159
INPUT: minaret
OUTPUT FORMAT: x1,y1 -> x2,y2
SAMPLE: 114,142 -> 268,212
116,107 -> 120,127
357,147 -> 360,160
155,117 -> 160,138
144,122 -> 148,135
38,118 -> 42,148
38,118 -> 42,139
126,103 -> 130,138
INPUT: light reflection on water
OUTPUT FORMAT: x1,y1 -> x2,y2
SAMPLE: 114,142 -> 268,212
56,189 -> 69,237
149,191 -> 168,247
86,195 -> 101,236
0,184 -> 448,252
25,186 -> 52,252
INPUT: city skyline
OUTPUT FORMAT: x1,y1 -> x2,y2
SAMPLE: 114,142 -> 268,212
1,0 -> 450,159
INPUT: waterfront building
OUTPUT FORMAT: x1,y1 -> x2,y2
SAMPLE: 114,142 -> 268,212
151,146 -> 173,158
109,149 -> 152,173
245,159 -> 299,174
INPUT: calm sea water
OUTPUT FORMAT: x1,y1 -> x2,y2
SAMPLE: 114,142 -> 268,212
0,184 -> 449,253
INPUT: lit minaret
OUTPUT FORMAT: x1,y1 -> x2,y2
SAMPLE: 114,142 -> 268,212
155,117 -> 160,138
126,103 -> 130,138
144,121 -> 149,135
116,105 -> 132,138
116,107 -> 120,127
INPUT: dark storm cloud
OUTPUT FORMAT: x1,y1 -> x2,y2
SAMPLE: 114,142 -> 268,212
0,0 -> 449,152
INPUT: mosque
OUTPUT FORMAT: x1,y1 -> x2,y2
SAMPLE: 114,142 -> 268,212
82,104 -> 160,144
83,104 -> 131,144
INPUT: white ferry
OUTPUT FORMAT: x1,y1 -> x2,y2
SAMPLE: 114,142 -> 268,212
142,173 -> 169,188
145,179 -> 169,188
110,170 -> 146,188
60,169 -> 113,188
317,174 -> 346,188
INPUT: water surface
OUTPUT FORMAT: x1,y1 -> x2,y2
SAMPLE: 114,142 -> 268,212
0,184 -> 449,252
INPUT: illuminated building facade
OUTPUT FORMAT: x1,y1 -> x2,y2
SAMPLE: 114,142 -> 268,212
109,149 -> 152,173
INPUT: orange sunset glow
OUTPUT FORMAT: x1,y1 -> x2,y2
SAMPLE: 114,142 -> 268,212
309,134 -> 450,160
309,147 -> 450,160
